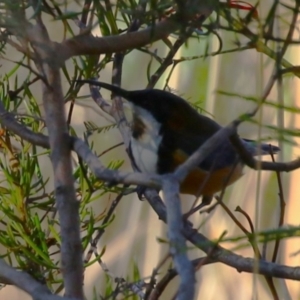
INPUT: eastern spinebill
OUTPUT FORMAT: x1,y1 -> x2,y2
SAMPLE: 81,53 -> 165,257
78,80 -> 279,203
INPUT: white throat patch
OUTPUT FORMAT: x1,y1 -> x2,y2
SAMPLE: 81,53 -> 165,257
130,105 -> 162,174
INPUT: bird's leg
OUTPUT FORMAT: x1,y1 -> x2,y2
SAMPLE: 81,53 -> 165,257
135,185 -> 147,200
134,185 -> 161,200
183,195 -> 215,219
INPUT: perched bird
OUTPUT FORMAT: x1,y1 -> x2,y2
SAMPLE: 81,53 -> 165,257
78,80 -> 279,205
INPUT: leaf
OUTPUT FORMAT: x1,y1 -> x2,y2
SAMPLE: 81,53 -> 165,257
84,122 -> 117,134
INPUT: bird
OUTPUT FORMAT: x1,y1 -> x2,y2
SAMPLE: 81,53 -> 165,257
78,79 -> 279,207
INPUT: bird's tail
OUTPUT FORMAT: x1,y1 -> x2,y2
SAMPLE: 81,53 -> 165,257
242,139 -> 280,156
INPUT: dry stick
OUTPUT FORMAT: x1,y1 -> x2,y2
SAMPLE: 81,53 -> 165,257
53,3 -> 300,79
156,111 -> 255,300
5,38 -> 36,59
67,11 -> 97,126
40,69 -> 84,298
79,79 -> 132,168
82,29 -> 235,298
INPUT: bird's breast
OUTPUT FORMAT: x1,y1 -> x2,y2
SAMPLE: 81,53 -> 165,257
130,106 -> 162,174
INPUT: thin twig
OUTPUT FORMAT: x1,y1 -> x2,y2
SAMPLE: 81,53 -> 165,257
271,151 -> 285,263
147,28 -> 194,89
84,190 -> 125,265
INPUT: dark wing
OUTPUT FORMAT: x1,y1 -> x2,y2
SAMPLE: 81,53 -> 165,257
157,125 -> 239,174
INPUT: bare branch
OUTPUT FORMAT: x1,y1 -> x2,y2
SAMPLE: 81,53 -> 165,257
144,189 -> 300,281
71,137 -> 161,187
147,28 -> 194,89
57,0 -> 217,64
23,17 -> 84,297
174,124 -> 236,182
162,176 -> 195,299
229,133 -> 300,172
0,259 -> 76,300
57,19 -> 179,62
0,97 -> 162,188
0,101 -> 49,148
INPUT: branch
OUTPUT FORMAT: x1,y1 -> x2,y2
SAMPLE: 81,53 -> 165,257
56,0 -> 218,63
162,176 -> 195,299
218,8 -> 300,78
0,259 -> 76,300
144,189 -> 300,281
23,14 -> 84,297
71,137 -> 162,187
174,124 -> 235,182
1,95 -> 299,186
81,80 -> 132,148
147,28 -> 194,89
0,97 -> 162,188
229,133 -> 300,171
58,19 -> 179,62
2,90 -> 300,296
148,257 -> 210,300
173,115 -> 300,177
0,101 -> 49,148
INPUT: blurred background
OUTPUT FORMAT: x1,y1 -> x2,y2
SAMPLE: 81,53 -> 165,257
0,0 -> 300,299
